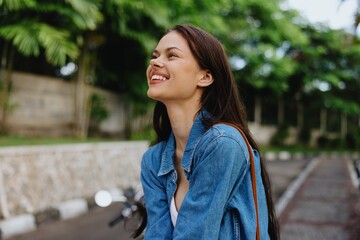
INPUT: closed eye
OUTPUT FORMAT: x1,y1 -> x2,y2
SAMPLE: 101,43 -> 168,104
168,52 -> 178,58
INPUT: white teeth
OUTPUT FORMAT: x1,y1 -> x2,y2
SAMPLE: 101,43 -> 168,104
151,74 -> 168,81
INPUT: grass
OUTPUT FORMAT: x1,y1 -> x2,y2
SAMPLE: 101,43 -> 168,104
130,127 -> 156,142
0,135 -> 358,156
0,135 -> 124,147
260,144 -> 359,155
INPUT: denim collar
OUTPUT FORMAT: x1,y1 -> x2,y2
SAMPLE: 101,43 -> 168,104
158,109 -> 212,177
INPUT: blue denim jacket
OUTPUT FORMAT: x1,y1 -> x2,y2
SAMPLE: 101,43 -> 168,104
141,110 -> 270,239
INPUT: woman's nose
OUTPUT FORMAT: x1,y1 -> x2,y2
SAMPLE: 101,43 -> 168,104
150,58 -> 164,68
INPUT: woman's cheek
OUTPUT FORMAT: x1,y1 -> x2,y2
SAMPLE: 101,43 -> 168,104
146,65 -> 152,81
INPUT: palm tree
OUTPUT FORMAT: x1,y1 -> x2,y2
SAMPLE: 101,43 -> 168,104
340,0 -> 360,34
0,0 -> 103,135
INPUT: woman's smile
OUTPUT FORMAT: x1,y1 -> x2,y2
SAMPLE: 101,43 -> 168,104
146,31 -> 204,102
149,71 -> 170,84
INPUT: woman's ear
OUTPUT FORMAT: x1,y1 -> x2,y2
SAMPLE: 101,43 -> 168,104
198,70 -> 214,87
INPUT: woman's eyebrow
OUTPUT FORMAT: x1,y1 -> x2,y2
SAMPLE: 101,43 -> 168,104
165,47 -> 183,52
153,47 -> 183,54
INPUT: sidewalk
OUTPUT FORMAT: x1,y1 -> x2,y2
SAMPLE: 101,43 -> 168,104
278,155 -> 360,240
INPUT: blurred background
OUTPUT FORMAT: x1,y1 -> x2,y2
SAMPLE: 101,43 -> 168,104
0,0 -> 359,239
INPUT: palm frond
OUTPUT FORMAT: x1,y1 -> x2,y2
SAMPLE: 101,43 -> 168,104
37,24 -> 79,66
0,0 -> 36,10
0,22 -> 40,56
0,21 -> 79,66
64,0 -> 103,30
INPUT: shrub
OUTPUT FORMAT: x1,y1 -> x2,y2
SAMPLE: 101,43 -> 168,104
89,93 -> 109,135
298,126 -> 311,145
345,129 -> 360,149
270,124 -> 289,146
317,134 -> 343,149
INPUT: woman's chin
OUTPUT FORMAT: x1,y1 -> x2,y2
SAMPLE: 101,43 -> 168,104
147,90 -> 163,101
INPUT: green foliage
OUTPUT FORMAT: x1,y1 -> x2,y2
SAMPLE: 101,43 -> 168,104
64,0 -> 103,30
0,23 -> 40,56
88,93 -> 109,137
0,0 -> 359,138
103,0 -> 170,53
0,135 -> 121,147
345,129 -> 360,150
317,134 -> 343,149
89,93 -> 109,124
130,125 -> 156,143
270,124 -> 289,146
0,0 -> 36,10
223,0 -> 308,96
0,0 -> 103,66
325,96 -> 360,115
286,23 -> 360,121
297,126 -> 311,145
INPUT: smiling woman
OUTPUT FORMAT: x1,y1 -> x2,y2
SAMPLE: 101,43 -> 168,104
136,24 -> 280,240
146,31 -> 213,105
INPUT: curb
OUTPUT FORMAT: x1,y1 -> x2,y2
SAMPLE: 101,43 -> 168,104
275,157 -> 321,216
264,151 -> 360,162
0,184 -> 135,239
0,197 -> 97,239
264,151 -> 310,161
0,214 -> 36,239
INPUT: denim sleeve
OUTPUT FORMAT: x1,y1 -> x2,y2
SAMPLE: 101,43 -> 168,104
141,152 -> 173,240
173,135 -> 249,240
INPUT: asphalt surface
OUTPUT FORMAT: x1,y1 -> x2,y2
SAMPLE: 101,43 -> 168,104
267,157 -> 311,204
6,202 -> 139,240
7,155 -> 359,240
279,156 -> 360,240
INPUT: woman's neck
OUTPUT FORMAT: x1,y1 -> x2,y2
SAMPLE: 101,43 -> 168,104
165,101 -> 201,154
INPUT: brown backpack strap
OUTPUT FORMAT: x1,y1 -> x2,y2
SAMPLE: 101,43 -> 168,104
219,122 -> 260,240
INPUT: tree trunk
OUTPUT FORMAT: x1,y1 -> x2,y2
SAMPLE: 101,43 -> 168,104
320,108 -> 327,135
297,101 -> 303,130
254,95 -> 262,125
0,42 -> 8,133
75,46 -> 91,139
74,33 -> 103,139
341,113 -> 347,140
278,98 -> 284,126
0,42 -> 14,134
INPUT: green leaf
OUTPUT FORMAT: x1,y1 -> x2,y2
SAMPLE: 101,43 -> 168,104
64,0 -> 103,30
37,24 -> 79,66
0,23 -> 40,56
0,0 -> 36,10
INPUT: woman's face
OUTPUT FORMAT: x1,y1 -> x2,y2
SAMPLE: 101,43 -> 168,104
146,31 -> 208,104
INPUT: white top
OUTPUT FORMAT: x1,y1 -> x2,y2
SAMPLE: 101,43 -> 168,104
170,196 -> 178,226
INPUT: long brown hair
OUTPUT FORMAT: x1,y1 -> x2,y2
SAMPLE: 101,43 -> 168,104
135,24 -> 279,239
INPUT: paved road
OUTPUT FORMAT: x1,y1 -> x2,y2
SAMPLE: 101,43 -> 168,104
7,157 -> 311,240
279,156 -> 359,240
7,202 -> 138,240
267,157 -> 311,203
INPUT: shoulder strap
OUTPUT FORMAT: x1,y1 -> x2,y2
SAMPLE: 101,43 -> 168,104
218,122 -> 260,240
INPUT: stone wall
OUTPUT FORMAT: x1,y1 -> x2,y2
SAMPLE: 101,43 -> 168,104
249,123 -> 277,146
7,71 -> 128,137
0,141 -> 149,219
